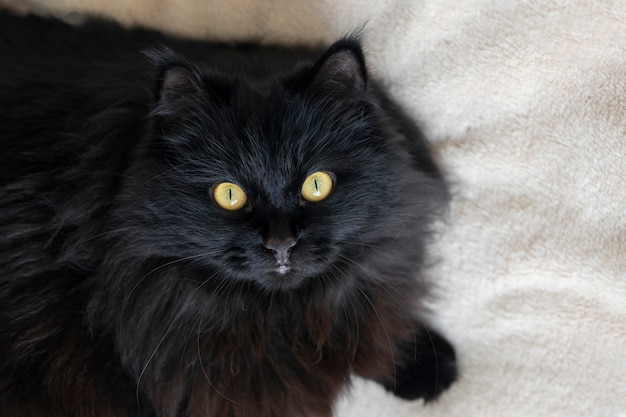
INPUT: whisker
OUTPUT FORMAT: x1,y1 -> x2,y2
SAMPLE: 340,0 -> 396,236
142,159 -> 202,185
135,264 -> 214,407
334,253 -> 419,347
135,306 -> 184,409
333,221 -> 445,256
354,286 -> 398,417
194,268 -> 244,406
119,250 -> 221,335
323,267 -> 361,370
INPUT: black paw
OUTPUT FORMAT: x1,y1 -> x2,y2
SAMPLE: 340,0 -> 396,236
381,329 -> 457,401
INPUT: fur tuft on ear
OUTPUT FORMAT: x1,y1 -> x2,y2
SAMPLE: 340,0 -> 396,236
145,48 -> 205,113
291,37 -> 368,98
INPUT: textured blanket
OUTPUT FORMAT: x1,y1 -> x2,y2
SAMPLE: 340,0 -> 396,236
3,0 -> 625,416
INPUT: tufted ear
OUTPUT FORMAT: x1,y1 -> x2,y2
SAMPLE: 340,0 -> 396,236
157,65 -> 202,107
294,38 -> 368,99
146,48 -> 207,117
147,48 -> 231,119
146,49 -> 234,155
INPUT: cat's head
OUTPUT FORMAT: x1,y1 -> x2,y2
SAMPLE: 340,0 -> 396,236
119,38 -> 444,293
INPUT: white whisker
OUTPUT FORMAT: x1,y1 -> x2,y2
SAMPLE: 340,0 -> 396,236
195,267 -> 244,406
119,250 -> 221,332
355,286 -> 398,417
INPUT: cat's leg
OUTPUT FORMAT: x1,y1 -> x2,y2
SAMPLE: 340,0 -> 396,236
379,327 -> 457,401
352,309 -> 457,402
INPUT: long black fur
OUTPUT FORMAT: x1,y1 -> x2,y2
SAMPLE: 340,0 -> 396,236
0,10 -> 456,417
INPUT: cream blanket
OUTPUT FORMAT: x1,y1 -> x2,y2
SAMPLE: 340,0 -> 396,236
3,0 -> 625,416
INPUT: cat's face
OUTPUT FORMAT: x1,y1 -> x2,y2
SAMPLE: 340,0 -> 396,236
124,43 -> 425,293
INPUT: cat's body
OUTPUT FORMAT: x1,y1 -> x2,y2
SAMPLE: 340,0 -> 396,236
0,10 -> 456,417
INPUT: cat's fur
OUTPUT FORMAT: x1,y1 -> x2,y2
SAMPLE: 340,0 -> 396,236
0,10 -> 456,417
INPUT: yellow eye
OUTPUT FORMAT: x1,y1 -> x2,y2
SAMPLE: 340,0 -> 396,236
213,182 -> 247,210
301,171 -> 333,202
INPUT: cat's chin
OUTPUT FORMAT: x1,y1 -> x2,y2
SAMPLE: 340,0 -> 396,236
275,265 -> 291,275
257,267 -> 307,292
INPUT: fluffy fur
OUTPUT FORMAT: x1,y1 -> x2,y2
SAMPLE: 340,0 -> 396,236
3,1 -> 625,417
0,11 -> 455,417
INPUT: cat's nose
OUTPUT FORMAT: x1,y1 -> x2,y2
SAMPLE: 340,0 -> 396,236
264,237 -> 297,265
264,215 -> 297,265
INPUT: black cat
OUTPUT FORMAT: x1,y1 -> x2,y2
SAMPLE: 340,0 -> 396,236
0,10 -> 456,417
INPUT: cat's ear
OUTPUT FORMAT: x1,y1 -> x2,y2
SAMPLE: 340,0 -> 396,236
146,48 -> 210,122
147,48 -> 230,118
294,38 -> 368,100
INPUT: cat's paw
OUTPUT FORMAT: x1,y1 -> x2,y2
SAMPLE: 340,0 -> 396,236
382,330 -> 457,402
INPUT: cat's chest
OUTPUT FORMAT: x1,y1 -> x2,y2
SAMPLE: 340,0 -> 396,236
203,294 -> 355,365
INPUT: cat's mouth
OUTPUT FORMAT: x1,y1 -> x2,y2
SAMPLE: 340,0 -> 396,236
261,264 -> 308,292
275,265 -> 291,275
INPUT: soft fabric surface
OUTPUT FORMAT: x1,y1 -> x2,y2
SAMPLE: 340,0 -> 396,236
3,0 -> 625,415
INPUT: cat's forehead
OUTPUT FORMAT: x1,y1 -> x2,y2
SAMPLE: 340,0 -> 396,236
189,77 -> 375,201
228,85 -> 336,167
